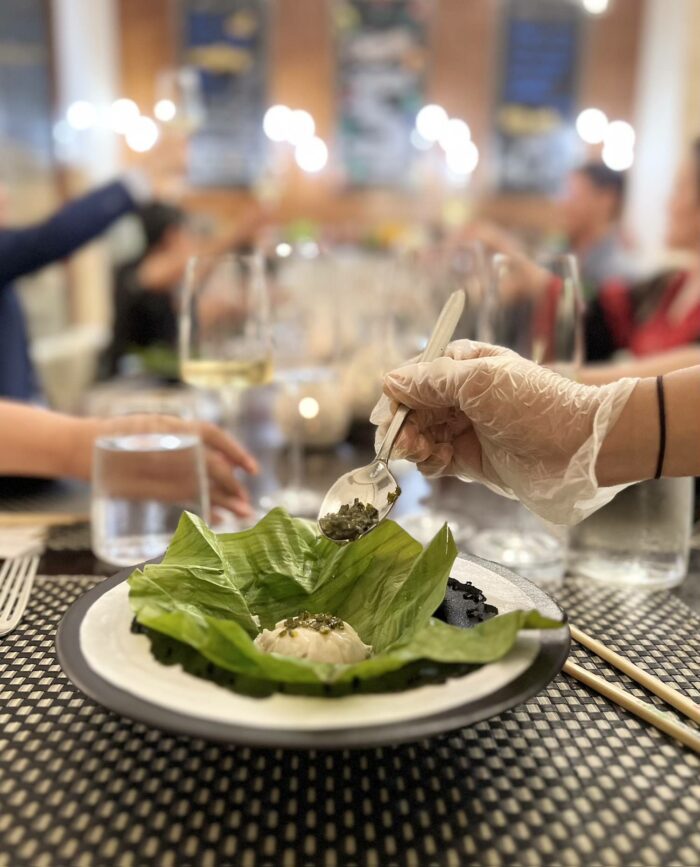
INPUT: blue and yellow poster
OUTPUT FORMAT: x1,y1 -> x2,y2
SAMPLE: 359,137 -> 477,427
495,0 -> 582,194
181,0 -> 267,187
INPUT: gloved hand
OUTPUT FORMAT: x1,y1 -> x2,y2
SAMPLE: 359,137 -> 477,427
370,341 -> 639,525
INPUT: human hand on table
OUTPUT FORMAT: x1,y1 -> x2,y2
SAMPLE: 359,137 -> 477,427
71,414 -> 258,518
371,341 -> 639,525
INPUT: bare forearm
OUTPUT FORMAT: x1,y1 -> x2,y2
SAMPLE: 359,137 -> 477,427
596,366 -> 700,485
581,346 -> 700,385
0,402 -> 93,480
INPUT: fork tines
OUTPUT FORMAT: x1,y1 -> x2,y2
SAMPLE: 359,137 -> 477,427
0,555 -> 40,636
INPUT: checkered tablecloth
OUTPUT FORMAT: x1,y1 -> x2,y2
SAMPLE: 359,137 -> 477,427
1,568 -> 699,867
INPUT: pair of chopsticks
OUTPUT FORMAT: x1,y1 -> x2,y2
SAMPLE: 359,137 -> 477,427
564,624 -> 700,753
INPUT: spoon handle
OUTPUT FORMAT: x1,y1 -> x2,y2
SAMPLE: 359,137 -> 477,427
375,290 -> 465,464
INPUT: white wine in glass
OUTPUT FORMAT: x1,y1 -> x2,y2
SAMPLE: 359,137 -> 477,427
179,252 -> 273,429
180,356 -> 274,390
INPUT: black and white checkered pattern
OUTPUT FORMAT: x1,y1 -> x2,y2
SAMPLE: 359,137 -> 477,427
1,574 -> 699,867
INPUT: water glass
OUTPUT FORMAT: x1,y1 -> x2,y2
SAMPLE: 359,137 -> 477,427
91,427 -> 208,567
569,477 -> 694,590
468,253 -> 583,588
466,487 -> 567,592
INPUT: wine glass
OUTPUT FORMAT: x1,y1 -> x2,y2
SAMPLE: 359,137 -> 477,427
179,252 -> 273,525
260,246 -> 350,516
389,244 -> 486,548
468,252 -> 583,588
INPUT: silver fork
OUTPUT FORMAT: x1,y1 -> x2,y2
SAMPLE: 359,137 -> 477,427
0,555 -> 40,637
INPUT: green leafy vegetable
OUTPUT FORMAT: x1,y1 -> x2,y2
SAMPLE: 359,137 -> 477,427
128,508 -> 562,694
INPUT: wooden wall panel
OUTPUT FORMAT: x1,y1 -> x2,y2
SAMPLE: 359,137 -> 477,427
118,0 -> 175,115
578,0 -> 644,125
117,0 -> 644,234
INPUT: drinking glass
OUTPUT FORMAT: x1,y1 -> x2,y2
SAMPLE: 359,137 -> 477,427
569,477 -> 694,590
179,252 -> 273,432
261,247 -> 346,516
389,245 -> 481,544
91,418 -> 208,567
469,253 -> 583,588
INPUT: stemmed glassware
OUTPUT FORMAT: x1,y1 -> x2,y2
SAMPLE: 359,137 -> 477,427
388,243 -> 490,548
179,252 -> 273,526
468,252 -> 583,587
260,246 -> 350,516
180,251 -> 273,426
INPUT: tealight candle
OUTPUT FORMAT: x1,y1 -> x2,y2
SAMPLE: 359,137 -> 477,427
274,373 -> 352,447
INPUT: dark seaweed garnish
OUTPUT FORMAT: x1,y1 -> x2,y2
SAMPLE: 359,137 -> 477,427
434,578 -> 499,629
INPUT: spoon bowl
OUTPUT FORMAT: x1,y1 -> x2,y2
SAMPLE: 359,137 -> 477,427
317,460 -> 400,540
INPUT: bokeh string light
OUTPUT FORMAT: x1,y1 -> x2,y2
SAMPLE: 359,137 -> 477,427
262,104 -> 328,174
412,104 -> 479,180
576,107 -> 635,171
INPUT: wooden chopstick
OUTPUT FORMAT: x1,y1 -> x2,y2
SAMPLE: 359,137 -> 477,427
570,624 -> 700,725
0,513 -> 89,528
564,659 -> 700,753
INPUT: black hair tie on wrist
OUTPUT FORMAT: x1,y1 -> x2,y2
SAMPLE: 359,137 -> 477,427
654,375 -> 666,480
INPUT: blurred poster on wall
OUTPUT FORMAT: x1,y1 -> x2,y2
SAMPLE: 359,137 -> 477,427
334,0 -> 431,188
0,0 -> 52,174
495,0 -> 582,195
181,0 -> 267,187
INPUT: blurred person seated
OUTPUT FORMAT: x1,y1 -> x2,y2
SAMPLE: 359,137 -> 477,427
467,140 -> 700,377
0,399 -> 257,518
585,139 -> 700,363
558,161 -> 636,292
103,200 -> 271,379
0,174 -> 152,402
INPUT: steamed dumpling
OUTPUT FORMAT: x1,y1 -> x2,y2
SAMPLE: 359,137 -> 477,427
254,613 -> 371,664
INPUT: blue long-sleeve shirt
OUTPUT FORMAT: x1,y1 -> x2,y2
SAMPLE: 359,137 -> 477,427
0,181 -> 138,401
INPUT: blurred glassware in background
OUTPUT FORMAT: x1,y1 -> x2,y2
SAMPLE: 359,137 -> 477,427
179,252 -> 273,432
86,386 -> 198,420
154,67 -> 205,133
91,421 -> 208,567
569,477 -> 694,591
440,240 -> 492,342
274,369 -> 351,449
388,245 -> 480,545
397,507 -> 475,552
261,246 -> 349,516
337,253 -> 403,421
268,367 -> 352,515
469,252 -> 584,588
488,252 -> 584,371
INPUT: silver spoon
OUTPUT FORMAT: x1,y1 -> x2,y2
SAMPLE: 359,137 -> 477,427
318,289 -> 466,541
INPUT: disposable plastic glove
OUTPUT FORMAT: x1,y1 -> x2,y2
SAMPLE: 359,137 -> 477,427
370,341 -> 638,525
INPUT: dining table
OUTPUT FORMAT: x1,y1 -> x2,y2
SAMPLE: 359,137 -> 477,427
1,390 -> 699,867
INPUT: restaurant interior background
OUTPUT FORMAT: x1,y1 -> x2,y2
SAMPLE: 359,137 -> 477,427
2,0 -> 700,412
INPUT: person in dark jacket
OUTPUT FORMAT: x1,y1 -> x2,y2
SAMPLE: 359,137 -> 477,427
104,202 -> 190,377
0,178 -> 148,401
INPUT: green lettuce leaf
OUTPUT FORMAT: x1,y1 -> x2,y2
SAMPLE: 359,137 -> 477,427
128,509 -> 562,692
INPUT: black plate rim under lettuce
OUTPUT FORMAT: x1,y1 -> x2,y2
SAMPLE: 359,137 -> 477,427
56,555 -> 569,750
